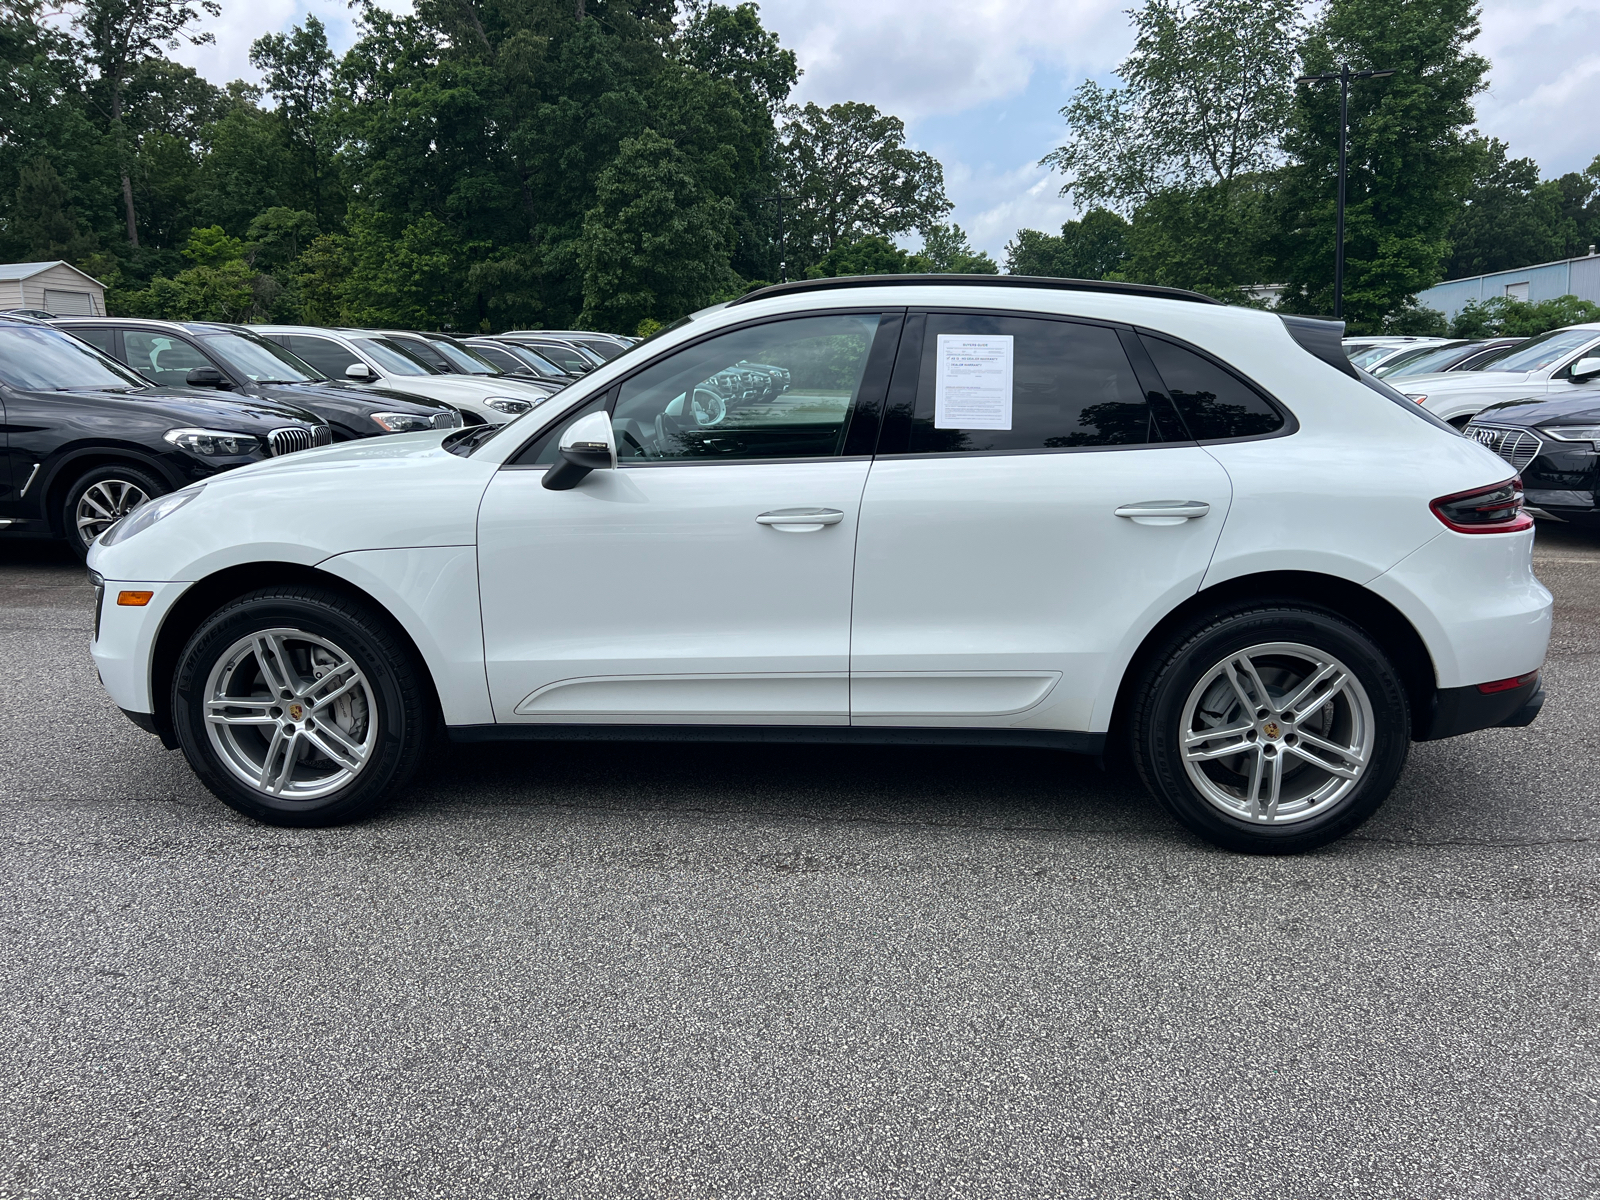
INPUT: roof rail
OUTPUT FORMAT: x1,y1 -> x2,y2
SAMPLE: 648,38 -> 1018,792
728,273 -> 1225,308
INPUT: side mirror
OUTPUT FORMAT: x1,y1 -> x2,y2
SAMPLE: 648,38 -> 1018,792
184,366 -> 228,389
1571,356 -> 1600,382
542,410 -> 617,491
345,362 -> 374,381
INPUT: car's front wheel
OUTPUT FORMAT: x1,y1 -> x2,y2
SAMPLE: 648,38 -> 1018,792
171,587 -> 430,826
62,463 -> 166,560
1130,604 -> 1410,854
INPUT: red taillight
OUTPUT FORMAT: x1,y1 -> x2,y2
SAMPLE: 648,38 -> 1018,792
1477,670 -> 1539,695
1430,476 -> 1533,534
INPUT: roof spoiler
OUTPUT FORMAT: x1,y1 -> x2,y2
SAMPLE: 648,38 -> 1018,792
1280,314 -> 1356,378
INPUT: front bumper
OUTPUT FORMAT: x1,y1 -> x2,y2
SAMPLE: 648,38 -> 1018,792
90,579 -> 189,720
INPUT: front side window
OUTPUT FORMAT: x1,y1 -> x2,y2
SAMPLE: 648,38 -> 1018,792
426,338 -> 500,375
904,314 -> 1160,453
469,344 -> 525,373
525,341 -> 594,373
608,313 -> 884,461
123,330 -> 213,387
1139,334 -> 1285,441
0,324 -> 145,391
284,335 -> 360,378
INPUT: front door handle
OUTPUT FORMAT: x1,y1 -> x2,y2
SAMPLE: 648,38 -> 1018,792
1114,500 -> 1211,526
756,507 -> 845,532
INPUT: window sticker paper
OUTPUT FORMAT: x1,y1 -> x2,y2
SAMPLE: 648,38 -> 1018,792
934,334 -> 1013,430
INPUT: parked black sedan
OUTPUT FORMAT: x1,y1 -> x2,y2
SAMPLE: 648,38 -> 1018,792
51,318 -> 462,440
0,318 -> 332,558
1466,394 -> 1600,528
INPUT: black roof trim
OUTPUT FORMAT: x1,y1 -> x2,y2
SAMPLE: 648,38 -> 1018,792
728,274 -> 1225,308
1280,314 -> 1356,378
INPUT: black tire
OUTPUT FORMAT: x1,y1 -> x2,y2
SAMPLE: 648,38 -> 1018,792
1129,603 -> 1410,854
171,586 -> 431,826
61,463 -> 167,560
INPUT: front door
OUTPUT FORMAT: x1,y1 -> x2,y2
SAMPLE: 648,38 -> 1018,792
849,311 -> 1234,732
477,311 -> 900,725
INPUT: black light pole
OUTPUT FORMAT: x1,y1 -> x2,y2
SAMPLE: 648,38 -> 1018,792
1297,63 -> 1394,320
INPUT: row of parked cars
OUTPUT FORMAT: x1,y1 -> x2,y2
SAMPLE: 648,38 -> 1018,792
0,315 -> 637,557
1343,328 -> 1600,530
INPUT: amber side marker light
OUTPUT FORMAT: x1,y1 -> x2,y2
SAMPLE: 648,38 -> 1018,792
116,590 -> 154,607
1477,670 -> 1539,695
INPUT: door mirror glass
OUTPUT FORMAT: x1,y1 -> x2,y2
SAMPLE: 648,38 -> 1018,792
543,409 -> 617,490
184,366 -> 227,388
1570,356 -> 1600,381
345,362 -> 374,380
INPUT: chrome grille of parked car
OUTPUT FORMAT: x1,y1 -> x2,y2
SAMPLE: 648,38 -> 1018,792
432,410 -> 460,430
267,425 -> 332,456
1465,423 -> 1542,471
313,425 -> 332,447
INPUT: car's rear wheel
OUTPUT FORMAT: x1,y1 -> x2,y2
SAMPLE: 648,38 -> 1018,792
172,587 -> 430,826
1130,604 -> 1410,854
62,463 -> 166,560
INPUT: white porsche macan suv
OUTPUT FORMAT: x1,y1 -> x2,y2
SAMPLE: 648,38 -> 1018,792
86,278 -> 1551,853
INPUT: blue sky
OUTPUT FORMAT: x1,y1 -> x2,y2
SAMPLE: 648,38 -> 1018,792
170,0 -> 1600,261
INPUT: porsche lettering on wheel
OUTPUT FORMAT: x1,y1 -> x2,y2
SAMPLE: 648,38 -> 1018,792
83,277 -> 1553,852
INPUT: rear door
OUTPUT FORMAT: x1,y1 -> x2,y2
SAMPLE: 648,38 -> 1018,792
848,311 -> 1234,732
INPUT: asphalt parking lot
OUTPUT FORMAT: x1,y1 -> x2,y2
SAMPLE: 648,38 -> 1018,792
2,530 -> 1598,1200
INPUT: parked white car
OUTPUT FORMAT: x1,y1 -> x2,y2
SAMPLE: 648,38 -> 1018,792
1395,325 -> 1600,427
88,278 -> 1549,853
255,326 -> 555,425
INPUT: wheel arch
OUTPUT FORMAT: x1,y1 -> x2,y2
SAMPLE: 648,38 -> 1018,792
1105,570 -> 1439,751
41,446 -> 185,534
146,561 -> 444,749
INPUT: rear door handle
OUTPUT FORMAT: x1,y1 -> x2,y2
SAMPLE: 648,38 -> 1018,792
756,507 -> 845,532
1114,500 -> 1211,525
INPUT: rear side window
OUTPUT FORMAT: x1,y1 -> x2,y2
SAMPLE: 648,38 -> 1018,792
1139,335 -> 1285,441
285,336 -> 360,378
906,314 -> 1164,453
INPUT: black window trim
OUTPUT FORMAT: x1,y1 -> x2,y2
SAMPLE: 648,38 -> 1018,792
499,307 -> 906,469
874,305 -> 1198,459
1133,326 -> 1299,445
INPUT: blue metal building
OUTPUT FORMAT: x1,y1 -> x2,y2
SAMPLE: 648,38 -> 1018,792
1416,251 -> 1600,322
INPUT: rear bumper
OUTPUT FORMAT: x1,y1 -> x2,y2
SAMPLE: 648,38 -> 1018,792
1416,676 -> 1544,741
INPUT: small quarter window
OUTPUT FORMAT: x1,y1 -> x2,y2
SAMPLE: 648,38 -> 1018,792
1139,335 -> 1285,441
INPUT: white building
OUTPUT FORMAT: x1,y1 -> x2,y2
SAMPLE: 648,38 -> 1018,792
0,260 -> 107,315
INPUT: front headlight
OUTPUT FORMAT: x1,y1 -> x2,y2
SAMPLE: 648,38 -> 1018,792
484,396 -> 533,416
100,484 -> 203,547
370,411 -> 435,433
163,427 -> 263,456
1540,425 -> 1600,448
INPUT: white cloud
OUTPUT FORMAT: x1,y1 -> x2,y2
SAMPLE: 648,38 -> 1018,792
167,0 -> 409,86
758,0 -> 1129,121
1476,0 -> 1600,174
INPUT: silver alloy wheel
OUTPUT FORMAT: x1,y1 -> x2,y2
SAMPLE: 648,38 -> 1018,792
75,479 -> 150,544
1180,641 -> 1375,825
203,627 -> 377,801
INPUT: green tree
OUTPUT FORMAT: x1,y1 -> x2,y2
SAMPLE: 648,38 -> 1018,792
778,101 -> 950,274
1444,140 -> 1571,279
10,157 -> 99,262
1450,294 -> 1600,338
917,223 -> 998,273
575,128 -> 736,332
250,15 -> 340,225
807,234 -> 923,278
1005,208 -> 1130,278
72,0 -> 221,246
1276,0 -> 1488,331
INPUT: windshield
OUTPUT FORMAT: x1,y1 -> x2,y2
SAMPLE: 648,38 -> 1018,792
355,337 -> 438,375
1379,342 -> 1481,378
499,344 -> 565,375
1479,328 -> 1600,373
1373,342 -> 1465,378
573,337 -> 625,360
1347,345 -> 1402,369
426,337 -> 501,375
520,341 -> 594,372
197,331 -> 323,382
0,323 -> 147,390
